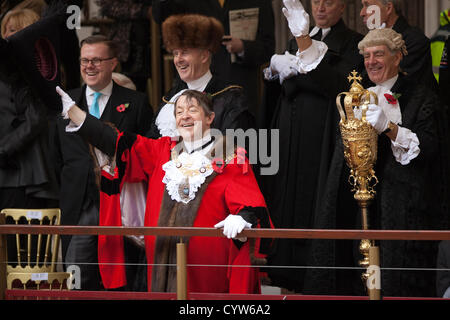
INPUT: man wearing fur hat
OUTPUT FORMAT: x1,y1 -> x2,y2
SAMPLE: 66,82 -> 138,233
146,13 -> 254,139
320,28 -> 449,297
151,0 -> 275,116
56,87 -> 273,294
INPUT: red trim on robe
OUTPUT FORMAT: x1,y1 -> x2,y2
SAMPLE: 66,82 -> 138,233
97,135 -> 272,293
98,168 -> 127,289
97,131 -> 127,289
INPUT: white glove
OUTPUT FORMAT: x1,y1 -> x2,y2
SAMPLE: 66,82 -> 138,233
56,86 -> 76,119
270,52 -> 298,83
214,214 -> 252,239
365,103 -> 390,134
282,0 -> 310,37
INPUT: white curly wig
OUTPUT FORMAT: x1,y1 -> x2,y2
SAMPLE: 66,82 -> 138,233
358,28 -> 408,56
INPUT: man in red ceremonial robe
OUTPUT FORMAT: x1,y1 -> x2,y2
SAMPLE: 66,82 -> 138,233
56,87 -> 273,294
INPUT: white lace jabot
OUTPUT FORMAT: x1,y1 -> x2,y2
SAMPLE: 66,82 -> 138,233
162,150 -> 214,204
155,89 -> 186,138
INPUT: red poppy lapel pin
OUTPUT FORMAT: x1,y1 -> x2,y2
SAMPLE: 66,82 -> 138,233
384,93 -> 401,105
116,103 -> 130,112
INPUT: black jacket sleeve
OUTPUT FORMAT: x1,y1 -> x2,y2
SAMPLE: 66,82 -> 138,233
78,114 -> 119,157
0,89 -> 47,161
238,0 -> 275,68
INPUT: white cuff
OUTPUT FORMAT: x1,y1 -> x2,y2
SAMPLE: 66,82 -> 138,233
95,147 -> 113,171
263,67 -> 279,81
65,119 -> 85,132
295,40 -> 328,74
391,126 -> 420,165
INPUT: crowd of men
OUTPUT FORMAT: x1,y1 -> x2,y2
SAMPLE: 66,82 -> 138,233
0,0 -> 449,298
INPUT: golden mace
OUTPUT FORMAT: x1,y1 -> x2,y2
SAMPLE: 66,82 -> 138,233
336,71 -> 381,299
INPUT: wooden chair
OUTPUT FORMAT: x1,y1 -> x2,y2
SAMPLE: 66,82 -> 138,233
6,272 -> 71,290
1,208 -> 71,290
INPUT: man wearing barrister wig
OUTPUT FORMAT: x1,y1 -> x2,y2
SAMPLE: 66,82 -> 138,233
55,87 -> 273,294
359,0 -> 438,92
322,28 -> 450,297
146,13 -> 254,140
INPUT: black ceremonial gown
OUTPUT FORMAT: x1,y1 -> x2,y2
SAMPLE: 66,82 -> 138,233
316,75 -> 450,297
258,19 -> 364,293
393,15 -> 438,92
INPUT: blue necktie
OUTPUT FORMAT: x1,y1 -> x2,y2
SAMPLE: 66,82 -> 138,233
90,92 -> 102,119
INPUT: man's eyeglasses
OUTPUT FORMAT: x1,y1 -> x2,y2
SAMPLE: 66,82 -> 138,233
80,57 -> 114,66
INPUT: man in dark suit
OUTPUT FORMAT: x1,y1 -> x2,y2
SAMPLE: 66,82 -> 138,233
55,35 -> 153,290
152,0 -> 275,116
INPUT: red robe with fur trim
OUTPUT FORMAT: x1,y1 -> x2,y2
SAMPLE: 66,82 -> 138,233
99,135 -> 271,293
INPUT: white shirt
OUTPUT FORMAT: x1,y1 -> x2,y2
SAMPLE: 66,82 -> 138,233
65,81 -> 114,133
85,81 -> 114,117
186,70 -> 213,92
182,133 -> 214,155
368,75 -> 402,125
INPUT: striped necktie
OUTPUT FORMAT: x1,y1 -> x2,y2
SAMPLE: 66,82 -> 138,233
90,92 -> 102,119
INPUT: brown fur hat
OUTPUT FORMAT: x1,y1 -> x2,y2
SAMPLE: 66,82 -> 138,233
162,14 -> 224,53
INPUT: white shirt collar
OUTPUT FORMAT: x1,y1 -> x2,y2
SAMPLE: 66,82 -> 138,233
368,74 -> 402,125
186,70 -> 213,92
310,26 -> 331,40
86,80 -> 114,97
183,133 -> 213,154
377,74 -> 399,91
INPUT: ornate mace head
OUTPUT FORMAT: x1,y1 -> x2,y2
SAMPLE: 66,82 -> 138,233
336,71 -> 379,202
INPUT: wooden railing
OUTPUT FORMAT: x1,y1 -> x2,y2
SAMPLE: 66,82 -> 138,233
1,216 -> 450,300
2,224 -> 450,240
